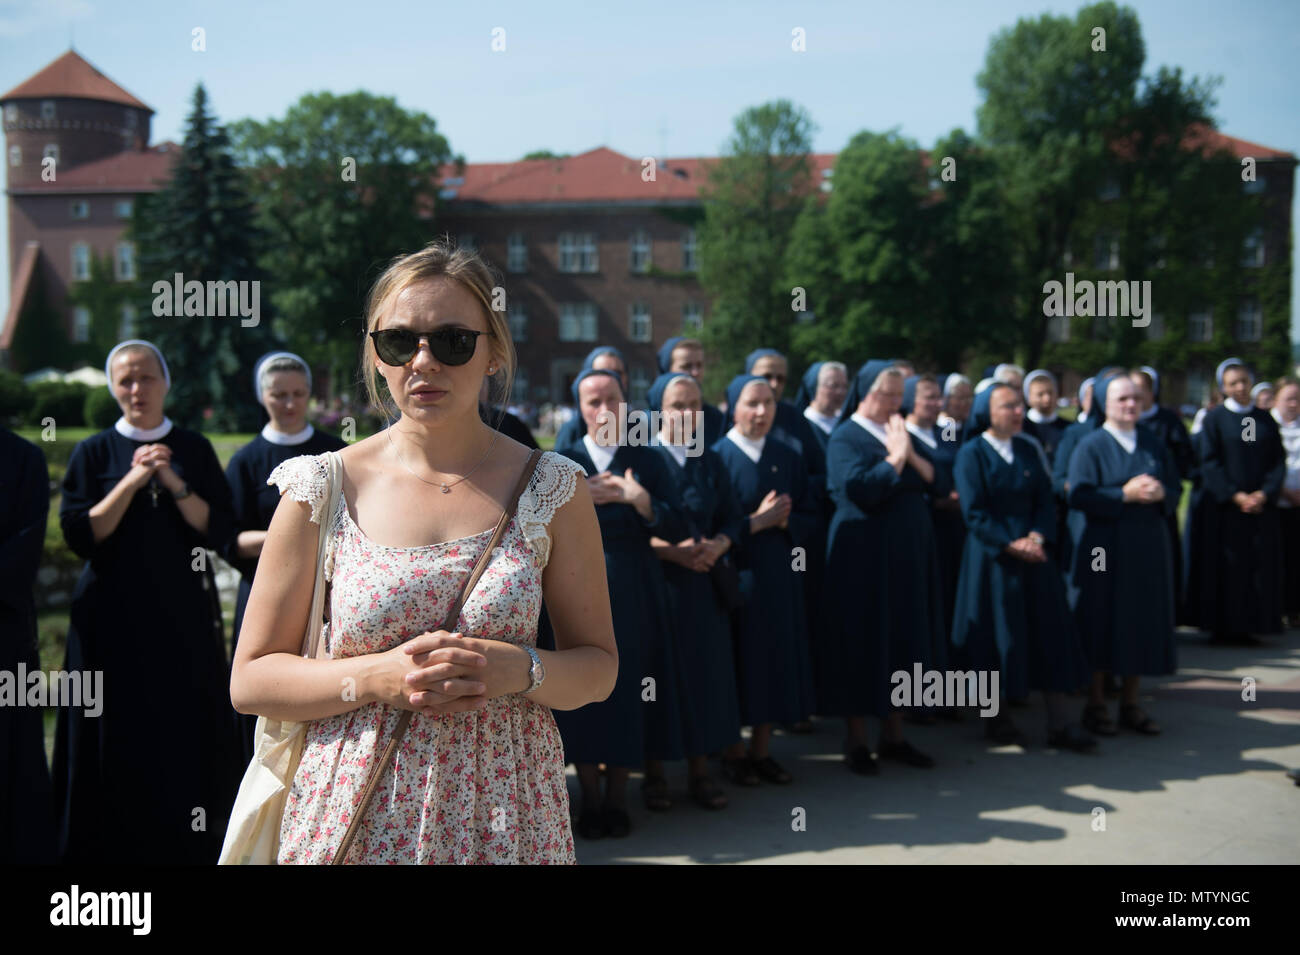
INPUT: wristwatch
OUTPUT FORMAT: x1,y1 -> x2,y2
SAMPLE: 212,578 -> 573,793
172,483 -> 192,501
523,646 -> 545,694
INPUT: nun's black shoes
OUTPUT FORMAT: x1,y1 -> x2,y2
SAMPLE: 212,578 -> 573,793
722,756 -> 761,787
879,739 -> 935,768
750,755 -> 794,784
602,807 -> 631,838
1081,703 -> 1119,736
1119,705 -> 1161,735
575,807 -> 607,840
1047,723 -> 1099,753
984,713 -> 1027,747
1209,631 -> 1263,647
782,719 -> 816,734
688,775 -> 729,810
641,775 -> 673,811
844,744 -> 880,775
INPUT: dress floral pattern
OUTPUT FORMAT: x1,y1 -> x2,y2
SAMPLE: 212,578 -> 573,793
266,449 -> 586,864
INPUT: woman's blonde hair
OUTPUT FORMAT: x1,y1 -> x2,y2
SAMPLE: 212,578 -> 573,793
360,237 -> 515,422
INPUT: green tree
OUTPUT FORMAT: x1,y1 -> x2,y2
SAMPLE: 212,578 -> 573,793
130,83 -> 276,430
696,100 -> 815,394
522,150 -> 569,160
228,92 -> 455,398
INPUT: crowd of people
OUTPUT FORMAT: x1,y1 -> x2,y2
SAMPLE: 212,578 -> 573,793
3,247 -> 1296,860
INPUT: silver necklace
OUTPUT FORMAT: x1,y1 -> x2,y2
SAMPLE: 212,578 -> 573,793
386,424 -> 502,493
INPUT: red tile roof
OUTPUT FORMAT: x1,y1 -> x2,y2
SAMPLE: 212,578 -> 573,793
8,141 -> 179,194
437,146 -> 837,204
1185,124 -> 1294,160
1,50 -> 152,111
1,242 -> 40,351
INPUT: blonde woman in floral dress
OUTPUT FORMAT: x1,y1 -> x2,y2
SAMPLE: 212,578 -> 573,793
230,241 -> 616,864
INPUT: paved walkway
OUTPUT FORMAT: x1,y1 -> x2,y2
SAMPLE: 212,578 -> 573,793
567,629 -> 1300,864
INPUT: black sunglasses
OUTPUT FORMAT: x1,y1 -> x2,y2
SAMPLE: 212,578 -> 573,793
370,327 -> 488,366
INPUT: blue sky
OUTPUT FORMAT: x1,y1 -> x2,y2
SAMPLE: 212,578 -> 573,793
2,0 -> 1298,338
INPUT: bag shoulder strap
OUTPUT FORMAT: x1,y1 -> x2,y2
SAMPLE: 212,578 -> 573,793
332,447 -> 543,864
302,451 -> 343,660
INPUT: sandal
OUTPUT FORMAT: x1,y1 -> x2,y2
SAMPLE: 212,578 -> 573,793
750,755 -> 793,784
688,775 -> 729,810
1081,703 -> 1118,737
1119,704 -> 1161,735
641,774 -> 673,811
722,755 -> 761,787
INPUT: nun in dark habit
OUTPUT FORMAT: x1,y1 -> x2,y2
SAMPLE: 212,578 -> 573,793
643,372 -> 744,808
713,374 -> 818,784
658,336 -> 726,446
552,368 -> 688,838
220,351 -> 345,763
1067,374 -> 1181,735
1271,377 -> 1300,626
821,362 -> 946,775
554,346 -> 629,450
1184,358 -> 1286,646
793,360 -> 851,453
54,339 -> 242,864
0,426 -> 57,863
951,384 -> 1094,749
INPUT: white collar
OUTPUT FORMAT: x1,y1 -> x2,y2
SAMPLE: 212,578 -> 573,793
582,433 -> 617,473
1272,407 -> 1300,431
725,426 -> 765,464
905,420 -> 937,449
1139,404 -> 1159,420
261,422 -> 315,446
657,438 -> 688,468
803,405 -> 838,435
114,415 -> 174,441
850,412 -> 889,446
1103,421 -> 1137,453
1026,408 -> 1057,424
1077,411 -> 1089,424
981,430 -> 1015,464
1224,397 -> 1252,414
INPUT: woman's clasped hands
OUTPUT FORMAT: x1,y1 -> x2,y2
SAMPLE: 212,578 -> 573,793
374,629 -> 529,717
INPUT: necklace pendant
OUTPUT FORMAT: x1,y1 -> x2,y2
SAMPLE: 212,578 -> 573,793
441,484 -> 450,494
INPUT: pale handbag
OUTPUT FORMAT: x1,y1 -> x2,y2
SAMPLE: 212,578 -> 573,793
218,451 -> 342,865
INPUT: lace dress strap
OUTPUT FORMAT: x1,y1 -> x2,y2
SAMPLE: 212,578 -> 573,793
518,451 -> 587,567
267,452 -> 343,580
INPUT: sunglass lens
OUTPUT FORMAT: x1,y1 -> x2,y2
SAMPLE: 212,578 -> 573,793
375,330 -> 418,365
433,329 -> 478,365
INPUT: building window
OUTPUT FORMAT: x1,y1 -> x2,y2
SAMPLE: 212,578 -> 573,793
1236,300 -> 1262,342
629,367 -> 651,404
124,109 -> 137,129
820,168 -> 833,193
1093,232 -> 1119,270
507,232 -> 527,273
1187,309 -> 1213,343
72,307 -> 91,343
43,144 -> 58,164
115,199 -> 133,219
115,242 -> 136,281
508,302 -> 527,342
1046,314 -> 1070,343
3,104 -> 15,123
682,302 -> 703,331
558,303 -> 598,341
513,367 -> 529,402
1186,369 -> 1210,405
1146,312 -> 1165,340
629,303 -> 651,342
1242,228 -> 1265,268
70,200 -> 89,219
1243,174 -> 1265,195
558,232 -> 598,273
1061,246 -> 1073,268
119,304 -> 136,339
458,233 -> 476,252
41,100 -> 55,121
71,243 -> 90,281
682,229 -> 698,271
629,229 -> 652,273
1149,234 -> 1167,270
8,145 -> 19,166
